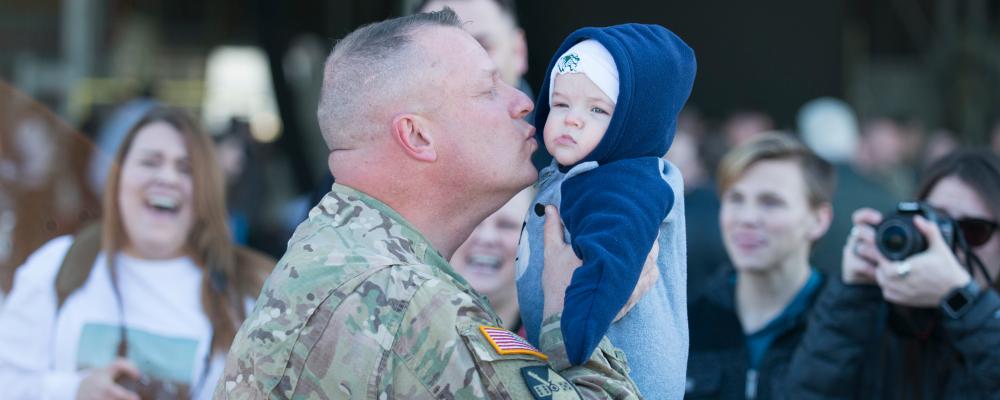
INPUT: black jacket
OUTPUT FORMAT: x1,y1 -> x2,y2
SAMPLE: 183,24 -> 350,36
686,270 -> 826,400
787,279 -> 1000,399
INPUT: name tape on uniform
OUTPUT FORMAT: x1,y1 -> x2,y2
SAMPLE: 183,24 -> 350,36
479,325 -> 548,360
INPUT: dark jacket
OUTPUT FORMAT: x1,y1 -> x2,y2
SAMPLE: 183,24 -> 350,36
787,279 -> 1000,399
686,269 -> 826,400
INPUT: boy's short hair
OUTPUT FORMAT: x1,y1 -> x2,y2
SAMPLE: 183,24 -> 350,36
717,132 -> 836,208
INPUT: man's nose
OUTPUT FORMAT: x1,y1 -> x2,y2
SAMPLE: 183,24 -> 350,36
508,83 -> 533,120
733,205 -> 763,226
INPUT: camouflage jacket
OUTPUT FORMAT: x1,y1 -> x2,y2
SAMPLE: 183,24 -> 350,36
215,184 -> 641,399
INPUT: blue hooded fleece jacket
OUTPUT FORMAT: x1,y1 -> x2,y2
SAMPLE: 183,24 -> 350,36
515,23 -> 696,377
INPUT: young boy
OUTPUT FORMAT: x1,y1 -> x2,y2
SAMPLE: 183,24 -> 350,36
515,24 -> 696,397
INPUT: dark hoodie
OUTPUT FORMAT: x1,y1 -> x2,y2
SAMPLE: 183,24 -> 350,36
523,23 -> 696,367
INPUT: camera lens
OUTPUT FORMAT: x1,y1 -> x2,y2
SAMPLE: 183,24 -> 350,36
875,217 -> 926,261
882,225 -> 908,253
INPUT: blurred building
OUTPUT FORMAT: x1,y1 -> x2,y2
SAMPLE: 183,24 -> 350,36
1,0 -> 999,278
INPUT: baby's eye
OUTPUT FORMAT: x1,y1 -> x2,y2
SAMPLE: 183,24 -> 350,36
591,106 -> 609,115
551,102 -> 568,108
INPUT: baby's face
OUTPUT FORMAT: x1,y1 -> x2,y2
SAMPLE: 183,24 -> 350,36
543,73 -> 614,166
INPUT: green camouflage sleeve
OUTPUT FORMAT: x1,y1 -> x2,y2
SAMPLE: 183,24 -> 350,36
396,280 -> 642,400
213,264 -> 641,399
538,313 -> 643,399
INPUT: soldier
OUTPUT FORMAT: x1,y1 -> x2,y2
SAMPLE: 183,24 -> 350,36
215,9 -> 646,399
416,0 -> 529,95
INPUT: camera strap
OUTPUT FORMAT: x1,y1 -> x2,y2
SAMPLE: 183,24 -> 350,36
954,232 -> 993,285
109,258 -> 213,398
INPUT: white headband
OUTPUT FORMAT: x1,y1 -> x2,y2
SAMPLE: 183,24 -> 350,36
548,39 -> 620,105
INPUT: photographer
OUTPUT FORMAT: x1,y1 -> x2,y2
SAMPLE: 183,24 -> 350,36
787,150 -> 1000,399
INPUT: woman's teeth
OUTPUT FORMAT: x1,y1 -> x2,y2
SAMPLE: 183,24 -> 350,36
468,254 -> 501,270
147,194 -> 179,212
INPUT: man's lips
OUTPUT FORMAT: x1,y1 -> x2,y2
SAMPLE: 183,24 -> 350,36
730,231 -> 766,251
522,126 -> 538,150
525,125 -> 536,139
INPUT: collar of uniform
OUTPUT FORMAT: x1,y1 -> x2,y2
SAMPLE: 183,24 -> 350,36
326,183 -> 476,293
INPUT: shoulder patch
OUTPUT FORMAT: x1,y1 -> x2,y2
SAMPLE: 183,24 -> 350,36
520,366 -> 579,399
479,325 -> 548,360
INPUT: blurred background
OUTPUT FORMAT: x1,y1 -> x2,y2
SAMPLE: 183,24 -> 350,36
2,0 -> 1000,296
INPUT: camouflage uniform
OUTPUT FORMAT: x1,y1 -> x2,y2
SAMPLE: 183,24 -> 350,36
215,184 -> 641,399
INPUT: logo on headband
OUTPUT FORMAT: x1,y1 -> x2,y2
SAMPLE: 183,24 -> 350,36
556,53 -> 580,74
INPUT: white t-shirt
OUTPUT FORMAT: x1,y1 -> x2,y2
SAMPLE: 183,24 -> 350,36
0,235 -> 243,400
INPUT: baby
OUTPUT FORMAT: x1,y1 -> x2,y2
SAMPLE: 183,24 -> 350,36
515,23 -> 696,397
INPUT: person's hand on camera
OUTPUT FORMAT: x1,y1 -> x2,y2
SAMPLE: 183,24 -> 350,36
541,205 -> 583,319
874,215 -> 972,308
76,358 -> 141,400
843,208 -> 887,285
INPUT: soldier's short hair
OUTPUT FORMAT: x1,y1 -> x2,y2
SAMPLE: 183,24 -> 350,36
717,132 -> 836,208
317,8 -> 461,150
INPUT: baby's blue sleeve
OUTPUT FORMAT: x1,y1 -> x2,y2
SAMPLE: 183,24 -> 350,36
558,158 -> 673,365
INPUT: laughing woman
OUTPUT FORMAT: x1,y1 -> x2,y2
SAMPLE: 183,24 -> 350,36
0,108 -> 274,400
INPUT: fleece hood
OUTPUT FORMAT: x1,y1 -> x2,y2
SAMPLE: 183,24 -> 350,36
534,23 -> 697,166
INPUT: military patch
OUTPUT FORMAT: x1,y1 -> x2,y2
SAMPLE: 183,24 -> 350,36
479,325 -> 547,360
520,366 -> 579,399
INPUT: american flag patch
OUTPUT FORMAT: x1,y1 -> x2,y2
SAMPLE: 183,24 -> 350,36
479,325 -> 548,360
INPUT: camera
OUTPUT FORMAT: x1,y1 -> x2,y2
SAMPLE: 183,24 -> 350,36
875,202 -> 957,261
117,374 -> 189,400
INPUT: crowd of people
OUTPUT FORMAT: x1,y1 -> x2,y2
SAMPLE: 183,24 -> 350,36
1,1 -> 1000,399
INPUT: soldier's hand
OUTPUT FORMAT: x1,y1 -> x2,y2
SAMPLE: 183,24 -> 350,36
614,238 -> 660,322
541,205 -> 583,319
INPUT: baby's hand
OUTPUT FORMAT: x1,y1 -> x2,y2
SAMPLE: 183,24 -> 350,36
614,238 -> 660,322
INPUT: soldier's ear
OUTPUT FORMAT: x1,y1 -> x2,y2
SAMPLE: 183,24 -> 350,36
391,113 -> 437,162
